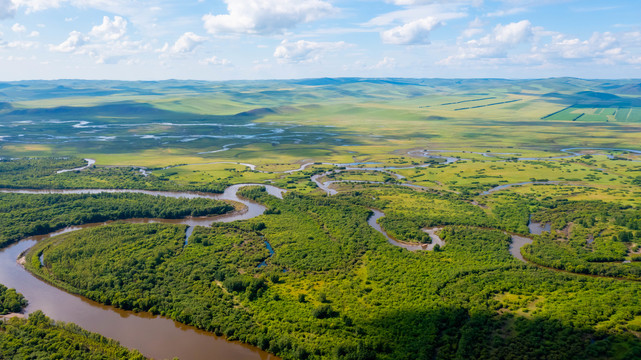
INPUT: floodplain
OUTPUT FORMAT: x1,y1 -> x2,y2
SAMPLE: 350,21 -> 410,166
2,78 -> 641,359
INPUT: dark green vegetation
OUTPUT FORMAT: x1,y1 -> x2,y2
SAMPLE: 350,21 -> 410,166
0,284 -> 27,315
523,200 -> 641,279
25,188 -> 641,360
0,191 -> 232,248
0,311 -> 146,360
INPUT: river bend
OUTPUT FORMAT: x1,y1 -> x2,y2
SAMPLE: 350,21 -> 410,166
0,184 -> 283,360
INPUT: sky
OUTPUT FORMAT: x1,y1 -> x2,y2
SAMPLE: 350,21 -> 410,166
0,0 -> 640,80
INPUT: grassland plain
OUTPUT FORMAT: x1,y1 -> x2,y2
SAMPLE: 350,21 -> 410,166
2,78 -> 641,359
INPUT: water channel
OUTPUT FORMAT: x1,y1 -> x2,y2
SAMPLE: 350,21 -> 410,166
0,184 -> 284,360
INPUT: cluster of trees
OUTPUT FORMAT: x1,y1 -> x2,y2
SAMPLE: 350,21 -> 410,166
22,189 -> 641,359
0,311 -> 146,359
531,199 -> 626,230
360,189 -> 533,245
524,199 -> 641,279
27,222 -> 271,332
239,186 -> 375,271
0,284 -> 27,315
522,234 -> 641,279
0,192 -> 232,247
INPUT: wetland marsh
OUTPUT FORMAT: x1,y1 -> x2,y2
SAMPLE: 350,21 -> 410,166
3,78 -> 641,359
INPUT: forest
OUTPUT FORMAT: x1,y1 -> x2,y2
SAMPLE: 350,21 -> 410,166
0,191 -> 232,248
22,187 -> 641,360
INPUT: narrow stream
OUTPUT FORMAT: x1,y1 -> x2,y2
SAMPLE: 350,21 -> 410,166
367,209 -> 549,263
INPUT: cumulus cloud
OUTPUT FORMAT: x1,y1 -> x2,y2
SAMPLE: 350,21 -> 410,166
49,30 -> 87,52
493,20 -> 533,45
89,16 -> 127,41
199,56 -> 230,66
203,0 -> 334,35
381,16 -> 441,45
442,19 -> 533,62
160,32 -> 207,55
48,15 -> 149,64
274,39 -> 348,63
539,31 -> 628,63
11,23 -> 26,33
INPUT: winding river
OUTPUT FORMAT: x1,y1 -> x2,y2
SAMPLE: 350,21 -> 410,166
367,209 -> 541,263
0,184 -> 284,360
4,146 -> 636,358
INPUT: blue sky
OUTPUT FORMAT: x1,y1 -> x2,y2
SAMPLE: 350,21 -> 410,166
0,0 -> 640,80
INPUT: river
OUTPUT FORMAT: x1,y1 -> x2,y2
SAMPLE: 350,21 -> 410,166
367,209 -> 550,263
0,184 -> 284,360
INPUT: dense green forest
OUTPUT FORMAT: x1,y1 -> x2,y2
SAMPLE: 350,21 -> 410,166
0,311 -> 146,359
25,189 -> 641,360
0,192 -> 232,247
0,284 -> 27,315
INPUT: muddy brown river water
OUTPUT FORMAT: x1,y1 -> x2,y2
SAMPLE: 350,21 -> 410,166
0,184 -> 284,360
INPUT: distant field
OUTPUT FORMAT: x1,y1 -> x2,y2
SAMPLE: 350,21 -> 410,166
1,78 -> 641,170
542,106 -> 641,122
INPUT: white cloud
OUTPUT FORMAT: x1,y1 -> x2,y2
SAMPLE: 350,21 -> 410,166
203,0 -> 334,35
28,30 -> 39,37
89,16 -> 127,41
88,40 -> 149,64
11,0 -> 65,13
199,56 -> 230,66
540,31 -> 624,61
274,39 -> 348,63
49,30 -> 87,52
381,16 -> 441,45
48,15 -> 148,64
11,23 -> 26,33
371,56 -> 396,69
493,20 -> 533,44
443,19 -> 533,62
161,32 -> 207,55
